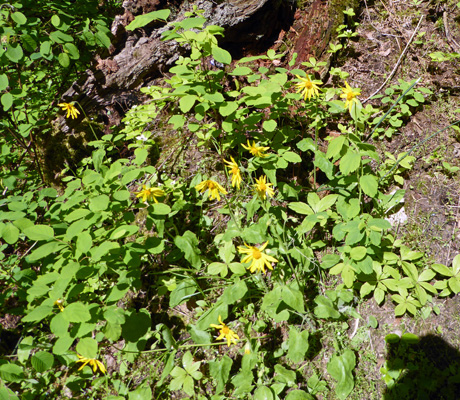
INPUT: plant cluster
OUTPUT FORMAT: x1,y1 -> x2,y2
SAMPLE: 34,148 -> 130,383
1,5 -> 459,399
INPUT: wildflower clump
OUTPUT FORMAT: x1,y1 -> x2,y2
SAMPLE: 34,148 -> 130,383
210,315 -> 239,346
223,157 -> 242,189
242,140 -> 269,158
75,355 -> 106,374
340,81 -> 361,112
254,175 -> 275,200
238,242 -> 278,274
58,102 -> 80,119
294,74 -> 322,101
135,185 -> 165,203
195,179 -> 227,201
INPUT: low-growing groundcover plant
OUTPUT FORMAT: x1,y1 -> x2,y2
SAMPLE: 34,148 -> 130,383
1,5 -> 460,399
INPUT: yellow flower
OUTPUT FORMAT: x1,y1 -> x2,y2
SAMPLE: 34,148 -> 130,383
237,241 -> 278,274
223,157 -> 242,189
210,315 -> 239,346
135,185 -> 165,203
340,81 -> 361,113
76,354 -> 106,374
195,179 -> 227,201
53,299 -> 64,312
294,74 -> 322,101
254,175 -> 275,200
241,140 -> 269,158
57,102 -> 80,119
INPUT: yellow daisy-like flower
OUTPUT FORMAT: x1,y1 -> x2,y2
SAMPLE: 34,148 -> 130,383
76,354 -> 107,374
57,102 -> 80,119
254,175 -> 275,200
135,185 -> 165,203
53,299 -> 64,312
210,315 -> 239,346
223,157 -> 242,190
195,179 -> 227,201
241,140 -> 269,158
238,241 -> 278,274
294,74 -> 322,101
340,81 -> 361,113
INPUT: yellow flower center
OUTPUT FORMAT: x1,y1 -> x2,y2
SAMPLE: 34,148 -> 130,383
208,182 -> 216,189
305,81 -> 313,89
231,167 -> 238,174
258,183 -> 267,192
347,92 -> 355,101
252,248 -> 262,259
222,326 -> 230,334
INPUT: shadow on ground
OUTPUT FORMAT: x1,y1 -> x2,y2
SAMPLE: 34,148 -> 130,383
384,334 -> 460,400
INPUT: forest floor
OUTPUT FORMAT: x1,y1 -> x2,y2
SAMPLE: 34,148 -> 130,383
287,0 -> 460,398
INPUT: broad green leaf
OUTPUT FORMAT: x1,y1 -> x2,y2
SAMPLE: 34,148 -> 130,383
187,325 -> 211,345
287,326 -> 309,363
62,302 -> 91,323
58,52 -> 70,67
431,263 -> 453,277
2,223 -> 19,244
76,337 -> 97,358
174,231 -> 201,269
0,74 -> 8,91
64,42 -> 80,59
254,386 -> 274,400
231,66 -> 253,75
179,95 -> 196,113
125,9 -> 171,30
51,15 -> 60,27
219,101 -> 238,116
317,194 -> 338,212
170,278 -> 197,307
23,225 -> 54,241
122,309 -> 151,342
212,46 -> 232,65
12,11 -> 27,25
274,365 -> 296,386
128,384 -> 153,400
282,151 -> 302,163
90,241 -> 120,261
285,390 -> 314,400
326,135 -> 347,159
6,43 -> 24,62
150,203 -> 171,215
288,202 -> 313,215
314,295 -> 340,319
31,351 -> 54,373
76,231 -> 93,254
209,356 -> 233,394
89,194 -> 110,212
350,246 -> 366,261
359,174 -> 378,197
1,92 -> 13,111
95,31 -> 111,48
0,363 -> 24,382
221,280 -> 247,305
22,305 -> 53,323
27,241 -> 67,262
339,150 -> 361,175
263,120 -> 277,132
327,349 -> 356,400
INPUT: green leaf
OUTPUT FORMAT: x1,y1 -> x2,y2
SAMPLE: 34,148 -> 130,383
170,278 -> 197,307
327,135 -> 347,159
0,363 -> 24,382
187,324 -> 211,345
31,351 -> 54,373
314,295 -> 340,319
89,194 -> 110,212
254,386 -> 274,400
12,11 -> 27,25
431,263 -> 453,277
90,241 -> 120,261
219,101 -> 238,117
359,174 -> 378,197
58,52 -> 70,67
327,349 -> 356,400
179,95 -> 197,113
51,15 -> 60,27
0,74 -> 8,91
174,231 -> 201,269
285,390 -> 314,400
23,225 -> 55,241
76,337 -> 98,358
282,151 -> 302,163
125,9 -> 170,30
150,203 -> 171,215
22,305 -> 53,323
21,34 -> 37,52
27,241 -> 67,262
274,365 -> 296,386
6,43 -> 24,62
221,280 -> 247,305
64,43 -> 80,60
1,92 -> 13,111
212,46 -> 232,65
128,384 -> 153,400
2,223 -> 19,244
350,246 -> 366,261
62,302 -> 91,323
209,356 -> 233,394
76,231 -> 93,254
95,31 -> 111,48
287,326 -> 309,363
263,120 -> 277,132
231,66 -> 253,76
288,202 -> 313,215
339,150 -> 361,175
